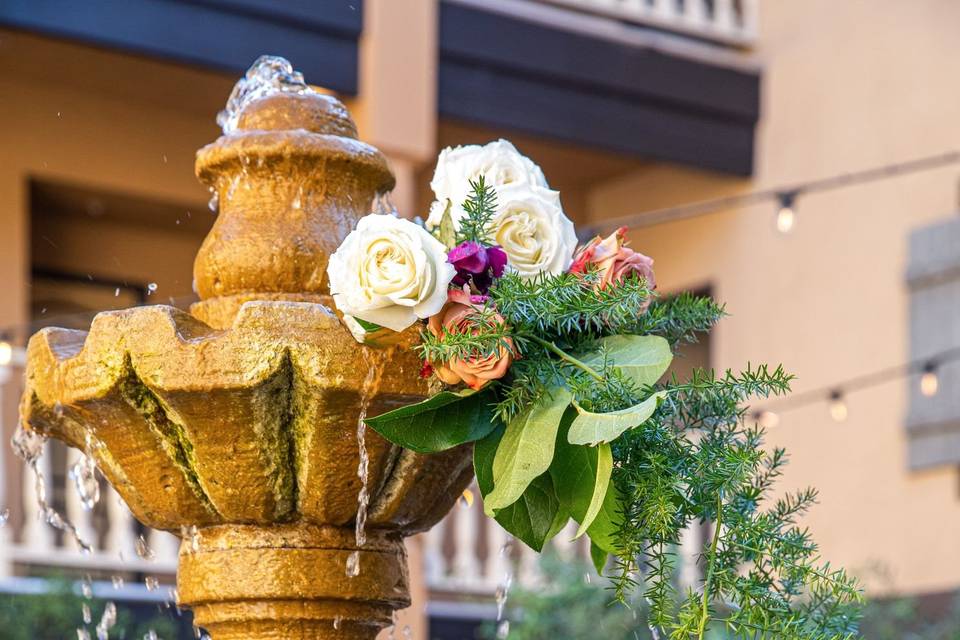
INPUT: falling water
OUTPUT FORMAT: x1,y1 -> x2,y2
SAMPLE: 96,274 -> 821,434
135,534 -> 156,561
144,576 -> 159,591
217,55 -> 315,135
78,629 -> 91,640
11,424 -> 93,553
345,351 -> 390,578
374,191 -> 398,216
207,187 -> 219,213
69,434 -> 100,511
95,602 -> 117,640
143,630 -> 158,640
494,539 -> 514,639
82,603 -> 92,624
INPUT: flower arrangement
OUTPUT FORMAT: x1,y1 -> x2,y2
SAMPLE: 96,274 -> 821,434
328,140 -> 862,638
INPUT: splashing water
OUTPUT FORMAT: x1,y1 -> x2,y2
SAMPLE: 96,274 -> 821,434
217,55 -> 315,135
496,621 -> 510,639
78,629 -> 91,640
346,351 -> 390,578
135,534 -> 156,561
373,191 -> 398,216
181,524 -> 201,553
143,630 -> 158,640
333,616 -> 342,630
82,603 -> 92,624
69,435 -> 100,511
207,187 -> 219,213
402,625 -> 412,639
96,602 -> 117,640
111,575 -> 124,589
12,424 -> 94,553
81,574 -> 93,599
0,507 -> 9,527
145,576 -> 159,591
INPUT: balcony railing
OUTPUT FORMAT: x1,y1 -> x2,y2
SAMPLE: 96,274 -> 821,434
538,0 -> 758,46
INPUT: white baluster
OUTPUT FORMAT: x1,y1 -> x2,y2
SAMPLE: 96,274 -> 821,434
451,503 -> 480,584
484,519 -> 510,590
518,544 -> 540,587
739,0 -> 759,40
683,0 -> 709,28
712,0 -> 737,34
648,0 -> 676,21
423,518 -> 448,587
21,441 -> 54,550
552,520 -> 578,560
65,447 -> 97,551
678,522 -> 702,591
618,0 -> 645,19
148,527 -> 181,565
104,484 -> 136,559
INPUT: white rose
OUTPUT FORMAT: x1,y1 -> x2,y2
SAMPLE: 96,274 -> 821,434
426,139 -> 548,230
491,184 -> 578,278
327,214 -> 455,333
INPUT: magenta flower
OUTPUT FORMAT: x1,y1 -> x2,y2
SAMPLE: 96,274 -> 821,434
448,242 -> 507,292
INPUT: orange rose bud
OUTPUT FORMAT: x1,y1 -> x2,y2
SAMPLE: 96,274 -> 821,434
427,288 -> 514,390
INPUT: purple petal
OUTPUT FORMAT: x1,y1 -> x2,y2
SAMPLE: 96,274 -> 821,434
487,246 -> 508,277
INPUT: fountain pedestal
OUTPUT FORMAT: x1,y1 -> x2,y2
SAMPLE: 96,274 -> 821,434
19,64 -> 474,639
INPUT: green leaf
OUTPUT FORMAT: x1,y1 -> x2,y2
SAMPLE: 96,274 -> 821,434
438,200 -> 456,249
352,317 -> 383,332
580,335 -> 673,388
550,417 -> 613,539
567,391 -> 666,446
484,388 -> 573,514
576,443 -> 612,538
475,426 -> 566,551
585,480 -> 623,555
365,388 -> 498,453
589,540 -> 608,575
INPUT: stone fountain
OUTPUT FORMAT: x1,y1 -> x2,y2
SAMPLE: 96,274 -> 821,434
17,59 -> 474,639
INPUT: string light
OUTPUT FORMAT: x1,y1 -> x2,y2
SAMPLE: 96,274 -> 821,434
585,149 -> 960,237
0,333 -> 12,368
828,390 -> 848,423
775,191 -> 797,234
920,362 -> 940,397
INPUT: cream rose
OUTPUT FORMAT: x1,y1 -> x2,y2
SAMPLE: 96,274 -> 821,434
327,214 -> 456,332
426,139 -> 548,231
490,184 -> 578,278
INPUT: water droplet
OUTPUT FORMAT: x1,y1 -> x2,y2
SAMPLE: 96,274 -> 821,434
292,187 -> 302,210
145,576 -> 159,591
143,630 -> 158,640
69,452 -> 100,510
217,56 -> 315,134
161,154 -> 168,164
82,603 -> 92,624
111,575 -> 124,589
0,508 -> 9,527
77,629 -> 91,640
96,602 -> 117,640
135,535 -> 155,561
333,616 -> 342,630
114,288 -> 120,297
402,625 -> 412,640
207,187 -> 219,213
496,620 -> 510,639
81,574 -> 93,599
146,283 -> 158,295
459,488 -> 474,509
345,550 -> 360,578
181,525 -> 200,553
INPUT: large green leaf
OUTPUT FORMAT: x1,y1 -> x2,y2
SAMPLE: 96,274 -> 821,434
475,426 -> 566,551
484,388 -> 573,514
365,388 -> 498,453
550,417 -> 613,538
580,335 -> 673,388
585,480 -> 624,555
589,541 -> 608,575
567,391 -> 666,446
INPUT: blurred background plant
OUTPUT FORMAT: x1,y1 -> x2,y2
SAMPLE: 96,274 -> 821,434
481,554 -> 960,640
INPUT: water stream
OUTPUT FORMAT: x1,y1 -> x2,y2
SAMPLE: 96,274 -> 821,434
216,55 -> 315,135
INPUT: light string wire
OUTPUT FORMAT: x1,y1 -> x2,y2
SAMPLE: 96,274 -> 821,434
751,344 -> 960,422
585,149 -> 960,236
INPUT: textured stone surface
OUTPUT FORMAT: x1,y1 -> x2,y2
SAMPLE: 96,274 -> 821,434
20,91 -> 473,639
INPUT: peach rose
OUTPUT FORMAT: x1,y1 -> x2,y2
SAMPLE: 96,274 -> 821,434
427,289 -> 514,390
570,226 -> 655,293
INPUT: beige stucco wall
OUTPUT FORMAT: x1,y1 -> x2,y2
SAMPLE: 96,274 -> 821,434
587,0 -> 960,595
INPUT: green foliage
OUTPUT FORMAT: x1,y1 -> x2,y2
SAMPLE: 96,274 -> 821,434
610,367 -> 864,638
365,387 -> 498,452
456,176 -> 499,245
0,576 -> 180,640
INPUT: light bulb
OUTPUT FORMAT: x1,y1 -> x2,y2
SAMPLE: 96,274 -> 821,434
775,192 -> 797,234
920,364 -> 939,397
0,340 -> 11,367
828,391 -> 847,422
754,410 -> 780,429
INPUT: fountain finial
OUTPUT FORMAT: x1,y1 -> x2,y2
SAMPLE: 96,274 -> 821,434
191,56 -> 395,329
